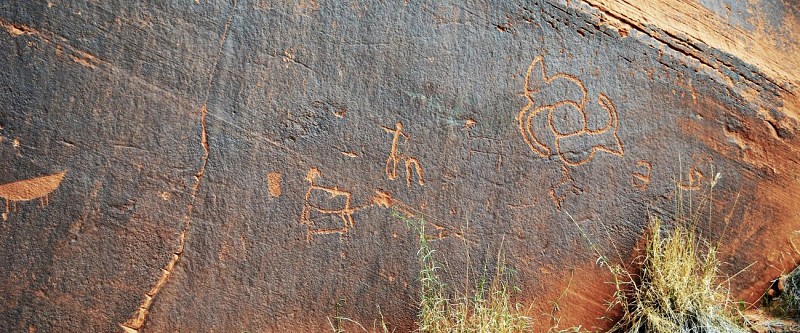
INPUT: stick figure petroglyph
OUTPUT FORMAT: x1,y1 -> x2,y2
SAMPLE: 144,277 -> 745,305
383,122 -> 424,186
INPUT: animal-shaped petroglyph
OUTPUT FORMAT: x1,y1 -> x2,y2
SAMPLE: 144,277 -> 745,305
0,170 -> 67,220
516,56 -> 624,166
383,122 -> 424,186
301,167 -> 355,241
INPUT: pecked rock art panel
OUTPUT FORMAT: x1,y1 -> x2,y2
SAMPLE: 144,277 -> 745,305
0,0 -> 798,332
517,55 -> 624,166
0,170 -> 66,220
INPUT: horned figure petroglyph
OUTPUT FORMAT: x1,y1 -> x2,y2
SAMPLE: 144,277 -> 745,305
516,56 -> 624,166
0,170 -> 67,220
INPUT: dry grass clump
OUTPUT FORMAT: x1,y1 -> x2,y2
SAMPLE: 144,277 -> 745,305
605,216 -> 747,333
763,264 -> 800,320
401,213 -> 532,333
576,171 -> 749,333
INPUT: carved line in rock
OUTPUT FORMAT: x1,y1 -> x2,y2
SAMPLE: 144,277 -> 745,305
516,55 -> 624,166
300,167 -> 434,242
0,18 -> 104,69
631,160 -> 652,191
186,107 -> 463,244
267,172 -> 282,197
549,165 -> 581,211
311,100 -> 348,118
466,127 -> 507,171
678,166 -> 704,191
383,122 -> 425,186
301,167 -> 355,242
120,1 -> 239,331
0,170 -> 67,221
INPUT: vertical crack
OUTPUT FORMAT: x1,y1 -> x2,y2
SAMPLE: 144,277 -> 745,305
120,1 -> 238,332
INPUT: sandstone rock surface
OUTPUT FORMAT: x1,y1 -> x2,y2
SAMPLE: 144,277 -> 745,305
0,1 -> 798,332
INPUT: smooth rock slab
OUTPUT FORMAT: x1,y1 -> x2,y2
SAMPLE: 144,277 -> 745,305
0,1 -> 798,332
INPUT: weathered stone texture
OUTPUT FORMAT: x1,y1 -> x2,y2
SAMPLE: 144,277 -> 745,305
0,1 -> 798,332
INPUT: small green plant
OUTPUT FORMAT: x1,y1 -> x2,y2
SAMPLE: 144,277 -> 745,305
396,211 -> 532,333
327,304 -> 392,333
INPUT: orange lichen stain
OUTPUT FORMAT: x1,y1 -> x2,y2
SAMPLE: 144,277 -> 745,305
0,170 -> 67,214
267,172 -> 282,197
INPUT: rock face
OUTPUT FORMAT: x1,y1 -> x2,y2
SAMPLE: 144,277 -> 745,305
0,1 -> 798,332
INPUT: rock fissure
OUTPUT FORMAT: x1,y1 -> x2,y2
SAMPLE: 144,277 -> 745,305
119,1 -> 238,332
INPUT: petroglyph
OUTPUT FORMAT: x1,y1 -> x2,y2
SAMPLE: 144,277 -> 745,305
0,18 -> 104,69
631,160 -> 652,190
298,165 -> 429,242
301,167 -> 355,242
267,172 -> 282,197
0,170 -> 67,219
371,190 -> 393,209
549,165 -> 581,210
679,166 -> 704,190
383,122 -> 425,186
403,158 -> 424,187
516,56 -> 624,166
